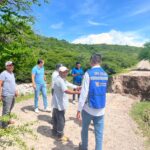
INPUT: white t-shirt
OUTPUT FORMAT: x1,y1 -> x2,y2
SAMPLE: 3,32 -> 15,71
51,70 -> 59,89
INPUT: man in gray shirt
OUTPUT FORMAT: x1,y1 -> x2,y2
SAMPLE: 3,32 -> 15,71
0,61 -> 18,128
52,66 -> 81,142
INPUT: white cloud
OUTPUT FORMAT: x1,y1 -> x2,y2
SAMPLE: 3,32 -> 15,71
50,22 -> 63,29
88,20 -> 108,26
72,30 -> 148,47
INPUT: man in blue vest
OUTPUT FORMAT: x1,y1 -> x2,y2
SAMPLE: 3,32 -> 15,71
76,54 -> 108,150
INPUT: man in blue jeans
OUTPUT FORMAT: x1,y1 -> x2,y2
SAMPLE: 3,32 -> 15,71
76,54 -> 108,150
32,59 -> 50,113
71,62 -> 84,103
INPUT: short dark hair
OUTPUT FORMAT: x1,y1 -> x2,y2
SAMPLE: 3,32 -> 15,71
90,54 -> 102,64
37,59 -> 43,64
76,62 -> 80,65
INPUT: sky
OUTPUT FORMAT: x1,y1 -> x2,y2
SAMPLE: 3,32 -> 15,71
31,0 -> 150,47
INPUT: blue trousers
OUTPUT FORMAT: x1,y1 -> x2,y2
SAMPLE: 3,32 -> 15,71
81,110 -> 104,150
34,83 -> 48,109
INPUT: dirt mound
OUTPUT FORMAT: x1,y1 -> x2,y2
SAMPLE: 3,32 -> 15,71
109,71 -> 150,101
134,60 -> 150,71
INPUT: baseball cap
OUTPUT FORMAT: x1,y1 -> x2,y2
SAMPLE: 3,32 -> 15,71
59,66 -> 69,72
5,61 -> 14,66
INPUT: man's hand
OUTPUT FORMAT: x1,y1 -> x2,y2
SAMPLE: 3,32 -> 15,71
75,90 -> 81,95
76,86 -> 82,91
76,111 -> 81,121
32,84 -> 36,89
72,74 -> 78,77
15,91 -> 18,97
44,75 -> 46,81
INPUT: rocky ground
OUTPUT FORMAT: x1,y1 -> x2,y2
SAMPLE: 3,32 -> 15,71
0,93 -> 146,150
109,71 -> 150,100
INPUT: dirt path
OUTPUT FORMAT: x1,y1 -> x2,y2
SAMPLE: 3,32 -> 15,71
0,93 -> 145,150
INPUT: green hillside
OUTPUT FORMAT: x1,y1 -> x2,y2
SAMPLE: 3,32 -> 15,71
0,33 -> 142,82
0,0 -> 143,82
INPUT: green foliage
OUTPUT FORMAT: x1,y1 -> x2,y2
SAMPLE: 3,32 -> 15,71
0,0 -> 46,82
0,121 -> 37,150
131,102 -> 150,145
0,0 -> 143,82
0,32 -> 142,82
139,42 -> 150,60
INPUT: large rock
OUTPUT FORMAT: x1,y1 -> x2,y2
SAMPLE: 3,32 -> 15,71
16,83 -> 34,96
109,71 -> 150,101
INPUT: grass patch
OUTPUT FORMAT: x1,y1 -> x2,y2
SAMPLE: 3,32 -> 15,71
0,113 -> 18,122
0,121 -> 37,150
131,101 -> 150,147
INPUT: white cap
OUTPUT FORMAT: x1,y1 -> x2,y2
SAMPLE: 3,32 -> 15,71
59,66 -> 69,72
5,61 -> 14,66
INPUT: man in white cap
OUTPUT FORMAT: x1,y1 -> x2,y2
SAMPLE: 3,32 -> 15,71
0,61 -> 18,128
51,66 -> 81,142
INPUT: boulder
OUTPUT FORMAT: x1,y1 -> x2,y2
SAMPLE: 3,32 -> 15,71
16,83 -> 34,96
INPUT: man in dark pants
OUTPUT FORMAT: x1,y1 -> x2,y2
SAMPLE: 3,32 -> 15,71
0,61 -> 18,128
52,66 -> 81,142
51,64 -> 63,124
71,62 -> 84,103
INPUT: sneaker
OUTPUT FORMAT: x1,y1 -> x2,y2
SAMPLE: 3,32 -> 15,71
44,107 -> 51,112
72,100 -> 76,104
34,108 -> 39,113
57,135 -> 69,142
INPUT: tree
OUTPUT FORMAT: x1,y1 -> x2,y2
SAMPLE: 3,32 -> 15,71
0,0 -> 49,82
139,42 -> 150,60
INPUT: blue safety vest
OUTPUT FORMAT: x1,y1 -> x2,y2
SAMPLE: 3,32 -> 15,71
87,67 -> 108,109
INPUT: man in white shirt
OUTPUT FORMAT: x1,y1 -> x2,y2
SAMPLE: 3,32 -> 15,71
51,64 -> 63,95
52,66 -> 81,142
76,54 -> 108,150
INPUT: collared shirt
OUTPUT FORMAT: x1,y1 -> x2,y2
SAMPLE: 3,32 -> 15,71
78,65 -> 105,116
52,76 -> 77,111
71,67 -> 84,84
32,65 -> 45,84
51,70 -> 59,89
0,70 -> 16,96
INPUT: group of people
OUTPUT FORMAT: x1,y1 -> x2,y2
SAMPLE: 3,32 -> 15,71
0,54 -> 108,150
